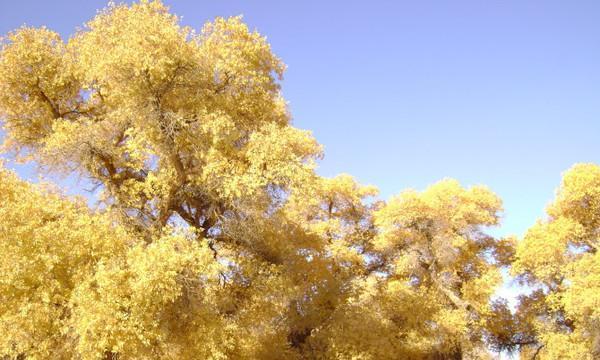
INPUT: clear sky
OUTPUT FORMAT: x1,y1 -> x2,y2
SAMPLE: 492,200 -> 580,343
1,0 -> 599,238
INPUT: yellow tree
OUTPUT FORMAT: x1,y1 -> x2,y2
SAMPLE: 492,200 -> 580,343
508,164 -> 600,359
305,179 -> 514,359
0,1 -> 515,359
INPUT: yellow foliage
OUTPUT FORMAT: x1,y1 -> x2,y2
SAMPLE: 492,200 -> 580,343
510,164 -> 600,358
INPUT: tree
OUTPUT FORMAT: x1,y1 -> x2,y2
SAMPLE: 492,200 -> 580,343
507,164 -> 600,359
0,1 -> 519,359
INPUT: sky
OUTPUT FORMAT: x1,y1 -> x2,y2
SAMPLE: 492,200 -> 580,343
1,1 -> 598,357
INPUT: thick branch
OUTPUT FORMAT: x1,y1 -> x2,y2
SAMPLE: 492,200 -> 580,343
36,78 -> 61,119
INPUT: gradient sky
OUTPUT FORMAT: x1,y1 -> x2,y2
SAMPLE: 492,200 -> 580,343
1,0 -> 599,238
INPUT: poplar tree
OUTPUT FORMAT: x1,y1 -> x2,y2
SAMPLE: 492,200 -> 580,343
4,1 -> 592,359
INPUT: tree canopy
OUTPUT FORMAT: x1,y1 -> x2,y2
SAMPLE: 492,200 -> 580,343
0,1 -> 598,359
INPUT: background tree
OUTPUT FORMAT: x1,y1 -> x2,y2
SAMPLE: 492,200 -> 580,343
306,179 -> 514,359
0,1 -> 521,359
504,163 -> 600,359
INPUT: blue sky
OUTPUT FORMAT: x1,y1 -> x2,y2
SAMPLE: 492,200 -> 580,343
1,0 -> 599,239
